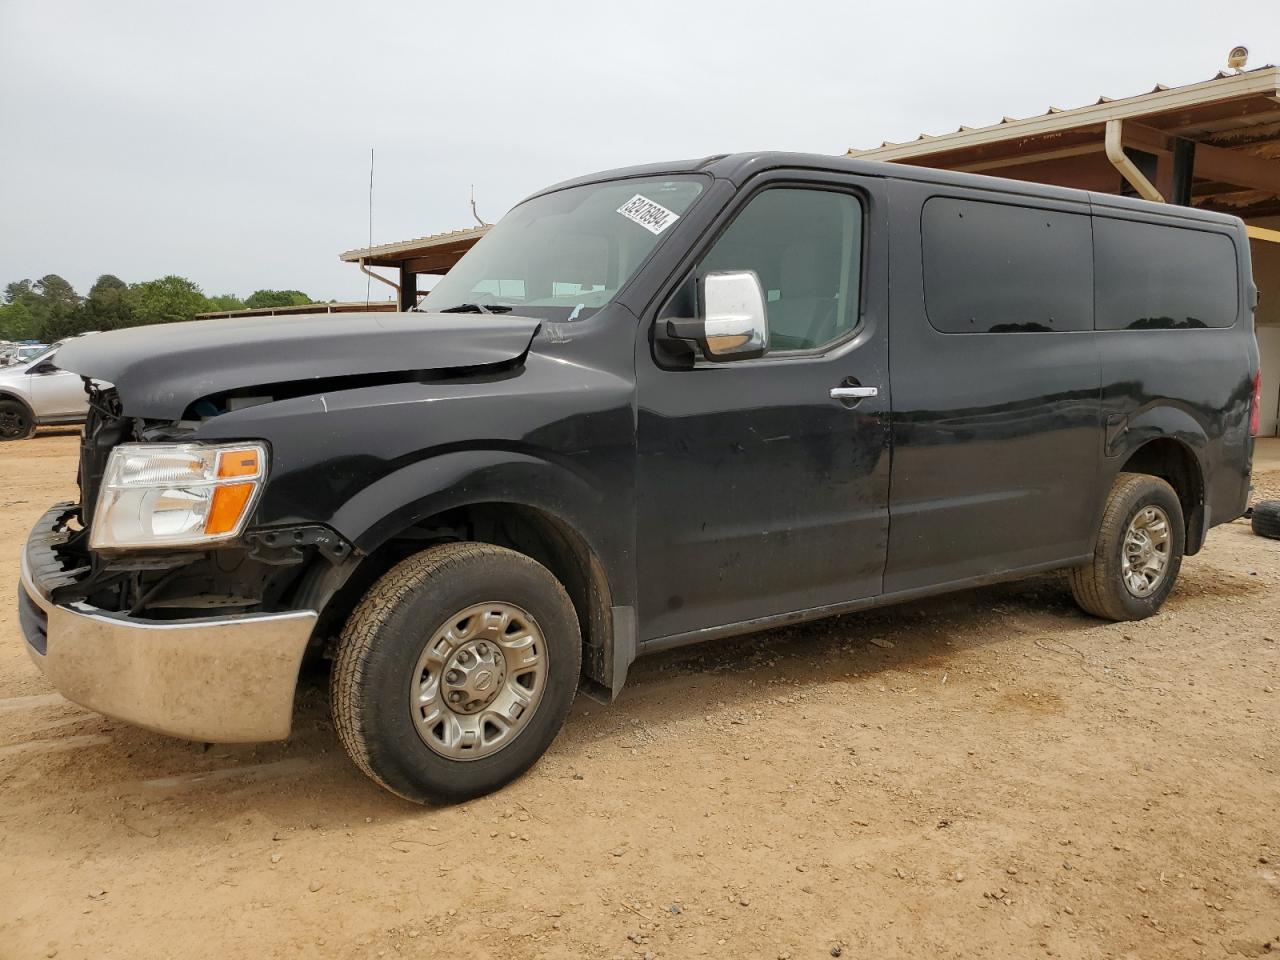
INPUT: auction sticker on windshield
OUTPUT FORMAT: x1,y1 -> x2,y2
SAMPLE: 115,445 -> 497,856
617,194 -> 680,235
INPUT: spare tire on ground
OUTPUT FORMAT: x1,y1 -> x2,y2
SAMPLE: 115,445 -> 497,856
1252,501 -> 1280,540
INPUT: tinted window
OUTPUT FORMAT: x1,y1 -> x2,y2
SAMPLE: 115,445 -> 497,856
1094,218 -> 1237,330
921,197 -> 1093,333
698,188 -> 862,352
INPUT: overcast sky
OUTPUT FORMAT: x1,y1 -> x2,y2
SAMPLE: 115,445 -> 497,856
1,0 -> 1277,302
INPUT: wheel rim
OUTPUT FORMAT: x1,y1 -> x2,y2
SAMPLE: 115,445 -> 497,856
1121,504 -> 1171,598
0,409 -> 29,439
409,602 -> 547,760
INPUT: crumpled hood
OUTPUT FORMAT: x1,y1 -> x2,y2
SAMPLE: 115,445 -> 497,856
56,311 -> 542,419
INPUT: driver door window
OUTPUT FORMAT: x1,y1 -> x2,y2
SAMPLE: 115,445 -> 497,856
698,188 -> 863,352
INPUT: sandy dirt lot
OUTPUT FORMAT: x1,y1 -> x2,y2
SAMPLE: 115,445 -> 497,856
1,433 -> 1277,960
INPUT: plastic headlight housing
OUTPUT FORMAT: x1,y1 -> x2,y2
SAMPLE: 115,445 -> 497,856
90,442 -> 268,549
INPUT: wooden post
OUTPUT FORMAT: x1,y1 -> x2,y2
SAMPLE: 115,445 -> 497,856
398,267 -> 417,312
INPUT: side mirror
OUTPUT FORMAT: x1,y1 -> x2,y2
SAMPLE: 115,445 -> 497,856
665,270 -> 769,362
31,362 -> 58,375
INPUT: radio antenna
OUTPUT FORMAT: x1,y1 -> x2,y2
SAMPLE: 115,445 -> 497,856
365,148 -> 375,306
470,184 -> 488,227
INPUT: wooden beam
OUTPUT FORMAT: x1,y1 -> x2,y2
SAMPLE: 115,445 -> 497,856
1193,142 -> 1280,195
402,253 -> 470,274
1247,225 -> 1280,243
1121,119 -> 1280,196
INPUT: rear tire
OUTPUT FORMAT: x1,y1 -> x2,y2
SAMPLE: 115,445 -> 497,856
1068,472 -> 1185,621
332,542 -> 581,804
0,400 -> 34,440
1253,501 -> 1280,540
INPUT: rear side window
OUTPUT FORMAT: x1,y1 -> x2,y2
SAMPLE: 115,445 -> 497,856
1094,218 -> 1238,330
921,197 -> 1093,333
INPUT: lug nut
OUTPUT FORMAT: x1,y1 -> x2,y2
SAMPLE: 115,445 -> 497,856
449,691 -> 463,703
476,643 -> 488,656
446,670 -> 461,684
457,651 -> 472,665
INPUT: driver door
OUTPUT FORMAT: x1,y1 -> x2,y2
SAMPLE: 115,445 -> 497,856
635,174 -> 892,643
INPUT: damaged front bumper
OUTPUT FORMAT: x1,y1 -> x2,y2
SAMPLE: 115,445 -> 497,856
19,504 -> 317,743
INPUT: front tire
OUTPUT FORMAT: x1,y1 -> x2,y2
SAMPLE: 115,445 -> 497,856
1068,472 -> 1185,621
332,542 -> 581,804
0,399 -> 35,440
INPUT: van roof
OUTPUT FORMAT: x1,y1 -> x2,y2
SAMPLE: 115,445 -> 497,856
534,151 -> 1244,230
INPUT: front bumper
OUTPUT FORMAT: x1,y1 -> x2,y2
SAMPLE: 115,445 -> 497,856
19,504 -> 317,743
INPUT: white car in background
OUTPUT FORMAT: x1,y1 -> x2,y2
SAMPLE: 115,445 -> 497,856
0,342 -> 92,440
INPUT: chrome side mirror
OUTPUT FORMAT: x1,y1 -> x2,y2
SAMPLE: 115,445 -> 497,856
699,271 -> 769,361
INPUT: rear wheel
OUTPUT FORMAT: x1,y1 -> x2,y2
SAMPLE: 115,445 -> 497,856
332,542 -> 581,804
1068,472 -> 1185,621
0,400 -> 34,440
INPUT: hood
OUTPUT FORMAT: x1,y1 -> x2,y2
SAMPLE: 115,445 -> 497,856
56,311 -> 542,419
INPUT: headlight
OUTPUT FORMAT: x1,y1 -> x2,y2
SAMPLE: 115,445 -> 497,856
90,442 -> 267,549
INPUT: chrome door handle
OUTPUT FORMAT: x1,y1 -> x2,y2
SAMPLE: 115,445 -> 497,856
830,385 -> 878,400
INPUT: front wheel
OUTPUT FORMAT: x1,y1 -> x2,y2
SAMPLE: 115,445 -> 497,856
1068,472 -> 1185,621
332,542 -> 581,804
0,399 -> 34,440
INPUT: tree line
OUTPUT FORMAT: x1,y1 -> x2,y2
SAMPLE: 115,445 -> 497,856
0,274 -> 314,343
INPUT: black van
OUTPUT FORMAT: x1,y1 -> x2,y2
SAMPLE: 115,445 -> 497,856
21,153 -> 1261,802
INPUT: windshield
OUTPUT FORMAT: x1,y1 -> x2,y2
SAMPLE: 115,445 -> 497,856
21,347 -> 56,369
420,176 -> 706,322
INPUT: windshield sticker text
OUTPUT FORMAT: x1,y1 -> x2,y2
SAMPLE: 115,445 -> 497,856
617,194 -> 680,235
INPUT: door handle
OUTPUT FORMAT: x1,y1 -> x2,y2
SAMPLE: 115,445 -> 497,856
829,385 -> 878,400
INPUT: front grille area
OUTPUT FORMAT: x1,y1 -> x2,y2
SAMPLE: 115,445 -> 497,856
78,384 -> 127,528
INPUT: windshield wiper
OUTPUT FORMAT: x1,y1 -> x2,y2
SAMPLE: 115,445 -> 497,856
436,303 -> 513,314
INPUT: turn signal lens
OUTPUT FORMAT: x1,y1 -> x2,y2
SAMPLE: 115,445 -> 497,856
205,482 -> 257,536
217,447 -> 262,479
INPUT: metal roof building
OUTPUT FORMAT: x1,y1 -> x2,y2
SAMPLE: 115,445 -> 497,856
849,64 -> 1280,434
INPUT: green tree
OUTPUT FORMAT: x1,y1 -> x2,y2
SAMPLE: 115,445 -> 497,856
4,280 -> 37,307
126,275 -> 210,325
205,294 -> 247,312
0,301 -> 40,340
79,274 -> 136,332
245,289 -> 310,309
3,274 -> 82,340
34,274 -> 81,310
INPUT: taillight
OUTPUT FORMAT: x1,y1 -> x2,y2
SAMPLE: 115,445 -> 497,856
1250,369 -> 1262,436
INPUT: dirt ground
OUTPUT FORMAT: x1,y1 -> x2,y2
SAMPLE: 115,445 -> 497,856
0,432 -> 1277,960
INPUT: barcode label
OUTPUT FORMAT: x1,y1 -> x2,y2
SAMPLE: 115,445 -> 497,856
616,194 -> 680,235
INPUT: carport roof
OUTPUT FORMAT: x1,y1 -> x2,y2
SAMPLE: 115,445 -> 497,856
850,66 -> 1280,220
339,225 -> 490,273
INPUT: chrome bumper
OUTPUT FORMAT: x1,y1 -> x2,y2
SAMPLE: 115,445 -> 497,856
20,507 -> 317,743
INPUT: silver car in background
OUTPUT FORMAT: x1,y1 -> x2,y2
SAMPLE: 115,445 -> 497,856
0,342 -> 91,440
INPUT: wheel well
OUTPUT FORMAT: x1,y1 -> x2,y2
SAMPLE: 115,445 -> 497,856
0,392 -> 34,417
1119,439 -> 1206,554
313,502 -> 615,691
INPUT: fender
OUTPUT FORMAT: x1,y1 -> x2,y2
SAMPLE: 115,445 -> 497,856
1106,402 -> 1210,465
0,391 -> 35,419
1103,402 -> 1211,551
331,447 -> 624,588
326,447 -> 636,697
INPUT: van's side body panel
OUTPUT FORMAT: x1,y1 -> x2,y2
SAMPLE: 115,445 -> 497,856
1087,194 -> 1258,539
881,178 -> 1102,592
